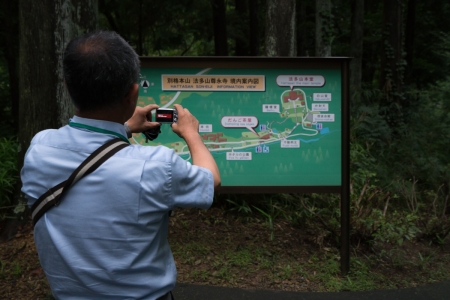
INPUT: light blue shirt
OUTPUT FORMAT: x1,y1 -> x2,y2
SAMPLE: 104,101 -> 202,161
21,116 -> 214,300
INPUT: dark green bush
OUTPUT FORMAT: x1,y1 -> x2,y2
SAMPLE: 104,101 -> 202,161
0,137 -> 19,220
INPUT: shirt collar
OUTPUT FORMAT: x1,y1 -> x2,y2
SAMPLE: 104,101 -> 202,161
70,116 -> 128,141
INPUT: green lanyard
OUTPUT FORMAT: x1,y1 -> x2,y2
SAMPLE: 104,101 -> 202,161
69,122 -> 130,144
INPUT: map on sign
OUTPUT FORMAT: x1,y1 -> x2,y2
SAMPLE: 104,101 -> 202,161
136,67 -> 342,187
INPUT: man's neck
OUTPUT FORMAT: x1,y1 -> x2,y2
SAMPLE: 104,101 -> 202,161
76,109 -> 126,124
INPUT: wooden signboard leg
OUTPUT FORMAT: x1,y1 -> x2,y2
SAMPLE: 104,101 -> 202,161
340,60 -> 351,275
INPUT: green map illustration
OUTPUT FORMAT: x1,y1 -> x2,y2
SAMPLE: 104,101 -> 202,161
136,67 -> 342,187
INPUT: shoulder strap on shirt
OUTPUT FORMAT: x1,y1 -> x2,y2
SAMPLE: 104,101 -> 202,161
31,138 -> 130,227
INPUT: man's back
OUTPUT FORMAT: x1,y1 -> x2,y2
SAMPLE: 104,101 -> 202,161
21,116 -> 214,299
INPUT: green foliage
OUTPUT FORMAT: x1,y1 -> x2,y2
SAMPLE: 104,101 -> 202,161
372,211 -> 421,246
252,197 -> 283,241
0,137 -> 19,219
294,193 -> 341,237
0,60 -> 14,139
227,248 -> 252,268
318,9 -> 336,47
346,67 -> 450,244
99,0 -> 215,56
307,253 -> 384,292
405,1 -> 450,87
226,197 -> 252,215
0,0 -> 447,258
0,259 -> 24,280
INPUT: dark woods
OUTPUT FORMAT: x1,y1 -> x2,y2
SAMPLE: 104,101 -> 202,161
0,0 -> 450,244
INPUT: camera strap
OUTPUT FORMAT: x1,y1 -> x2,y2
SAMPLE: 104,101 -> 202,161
31,138 -> 130,227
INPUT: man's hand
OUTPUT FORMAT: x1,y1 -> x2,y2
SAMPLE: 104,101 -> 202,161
126,104 -> 160,133
171,104 -> 200,139
171,104 -> 221,189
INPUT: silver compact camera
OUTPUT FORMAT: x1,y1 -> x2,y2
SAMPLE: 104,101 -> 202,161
155,108 -> 178,124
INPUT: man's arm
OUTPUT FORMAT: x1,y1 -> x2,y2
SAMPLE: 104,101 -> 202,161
171,104 -> 221,190
126,103 -> 221,190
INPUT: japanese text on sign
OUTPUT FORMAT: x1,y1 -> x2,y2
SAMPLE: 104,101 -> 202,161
313,93 -> 332,101
313,114 -> 335,122
311,103 -> 329,112
162,75 -> 265,91
276,75 -> 325,89
281,140 -> 300,148
226,152 -> 252,160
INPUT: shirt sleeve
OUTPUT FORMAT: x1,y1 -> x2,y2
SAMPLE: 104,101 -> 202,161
20,130 -> 54,204
169,151 -> 214,209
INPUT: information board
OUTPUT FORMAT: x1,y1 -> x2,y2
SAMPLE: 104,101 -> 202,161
137,57 -> 350,193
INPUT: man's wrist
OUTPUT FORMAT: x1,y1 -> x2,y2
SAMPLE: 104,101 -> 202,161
124,122 -> 132,138
183,132 -> 204,147
181,130 -> 200,141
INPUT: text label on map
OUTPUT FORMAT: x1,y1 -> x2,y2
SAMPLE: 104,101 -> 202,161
276,75 -> 325,89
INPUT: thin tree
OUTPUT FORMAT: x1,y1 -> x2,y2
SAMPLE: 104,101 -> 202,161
350,0 -> 364,104
249,0 -> 260,56
265,0 -> 296,56
380,0 -> 403,103
211,0 -> 229,56
404,0 -> 417,83
296,0 -> 307,56
235,0 -> 248,56
315,0 -> 332,57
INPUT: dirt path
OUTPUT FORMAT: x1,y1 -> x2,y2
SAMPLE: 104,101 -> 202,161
1,207 -> 450,299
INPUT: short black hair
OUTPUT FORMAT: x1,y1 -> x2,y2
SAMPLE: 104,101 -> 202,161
63,31 -> 140,112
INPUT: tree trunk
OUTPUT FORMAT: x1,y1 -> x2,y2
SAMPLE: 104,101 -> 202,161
248,0 -> 260,56
296,1 -> 307,56
211,0 -> 228,56
380,0 -> 403,102
1,0 -> 99,241
404,0 -> 417,83
19,0 -> 98,157
0,1 -> 20,132
235,0 -> 248,56
137,0 -> 143,55
265,0 -> 296,56
315,0 -> 332,57
58,0 -> 98,126
350,0 -> 364,104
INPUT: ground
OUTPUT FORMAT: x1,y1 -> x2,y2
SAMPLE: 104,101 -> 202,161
1,206 -> 450,299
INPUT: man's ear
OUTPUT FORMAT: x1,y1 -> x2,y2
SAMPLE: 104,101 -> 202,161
125,83 -> 139,105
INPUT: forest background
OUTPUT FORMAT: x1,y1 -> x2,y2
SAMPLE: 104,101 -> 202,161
0,0 -> 450,295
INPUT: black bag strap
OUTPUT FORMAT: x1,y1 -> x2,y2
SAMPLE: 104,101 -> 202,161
31,138 -> 130,226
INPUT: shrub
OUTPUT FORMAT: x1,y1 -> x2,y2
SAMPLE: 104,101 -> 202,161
0,137 -> 19,220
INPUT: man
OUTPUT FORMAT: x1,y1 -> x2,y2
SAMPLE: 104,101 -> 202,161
21,31 -> 220,299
